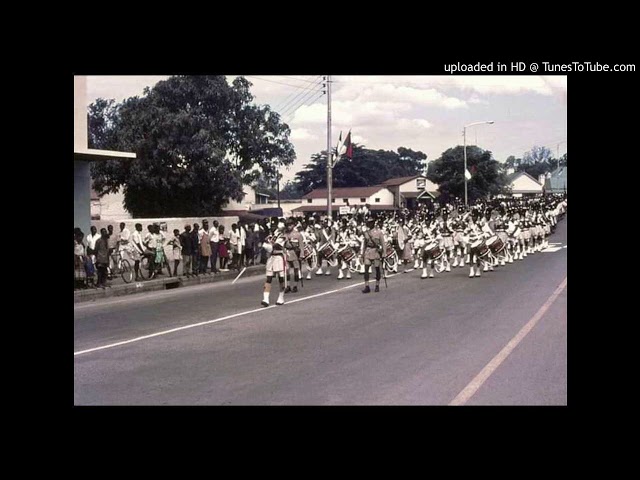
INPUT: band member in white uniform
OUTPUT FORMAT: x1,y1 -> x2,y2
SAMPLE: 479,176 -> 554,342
315,219 -> 335,276
438,208 -> 454,272
420,217 -> 443,279
261,222 -> 287,307
336,222 -> 354,280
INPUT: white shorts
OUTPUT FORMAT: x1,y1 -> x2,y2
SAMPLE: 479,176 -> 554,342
266,254 -> 285,275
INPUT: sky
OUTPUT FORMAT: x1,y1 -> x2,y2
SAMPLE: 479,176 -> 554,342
85,75 -> 567,183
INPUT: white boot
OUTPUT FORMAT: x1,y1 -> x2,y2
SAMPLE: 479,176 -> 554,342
338,270 -> 344,280
445,261 -> 451,272
346,272 -> 352,279
325,270 -> 331,276
316,267 -> 323,275
306,271 -> 312,280
429,267 -> 434,278
483,263 -> 489,272
421,267 -> 428,278
261,292 -> 270,307
413,259 -> 419,269
460,257 -> 465,267
500,259 -> 506,266
469,266 -> 475,278
452,258 -> 458,267
276,291 -> 285,305
475,267 -> 481,277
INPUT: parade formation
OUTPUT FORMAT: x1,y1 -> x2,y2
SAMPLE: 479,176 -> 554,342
258,194 -> 567,306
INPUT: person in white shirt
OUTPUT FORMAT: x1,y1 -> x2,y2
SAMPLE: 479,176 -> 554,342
131,223 -> 145,280
209,220 -> 220,273
229,223 -> 241,270
86,226 -> 101,263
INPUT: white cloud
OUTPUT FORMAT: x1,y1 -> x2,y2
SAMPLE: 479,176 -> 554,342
290,128 -> 319,141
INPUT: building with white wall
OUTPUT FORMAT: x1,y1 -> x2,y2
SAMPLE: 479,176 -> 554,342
507,171 -> 543,197
292,186 -> 395,215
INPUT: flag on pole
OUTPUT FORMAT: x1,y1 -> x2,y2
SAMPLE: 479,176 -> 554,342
335,129 -> 352,166
465,168 -> 472,180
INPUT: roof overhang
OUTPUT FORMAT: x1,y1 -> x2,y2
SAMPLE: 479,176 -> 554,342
74,148 -> 136,162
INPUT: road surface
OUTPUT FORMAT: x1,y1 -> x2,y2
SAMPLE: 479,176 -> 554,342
74,217 -> 567,405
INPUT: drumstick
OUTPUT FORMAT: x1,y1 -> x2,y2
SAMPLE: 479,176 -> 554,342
232,267 -> 247,284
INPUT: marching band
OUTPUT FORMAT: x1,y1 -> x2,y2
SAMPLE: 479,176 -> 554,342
259,194 -> 567,306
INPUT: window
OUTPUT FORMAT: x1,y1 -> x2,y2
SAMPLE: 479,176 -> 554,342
375,198 -> 380,203
360,198 -> 366,203
307,199 -> 312,204
332,198 -> 335,203
343,198 -> 348,203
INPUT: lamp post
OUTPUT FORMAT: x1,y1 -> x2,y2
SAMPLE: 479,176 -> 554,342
463,121 -> 494,206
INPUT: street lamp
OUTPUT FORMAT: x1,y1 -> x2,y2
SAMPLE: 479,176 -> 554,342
463,121 -> 494,206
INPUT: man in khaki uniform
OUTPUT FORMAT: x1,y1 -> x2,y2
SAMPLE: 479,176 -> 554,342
283,218 -> 303,293
360,218 -> 386,293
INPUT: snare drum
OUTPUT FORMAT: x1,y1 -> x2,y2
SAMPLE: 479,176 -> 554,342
339,247 -> 355,262
470,239 -> 489,257
319,242 -> 335,259
384,242 -> 395,258
300,244 -> 313,260
486,236 -> 505,254
424,242 -> 444,260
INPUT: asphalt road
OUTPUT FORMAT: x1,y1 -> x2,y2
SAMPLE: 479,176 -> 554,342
74,217 -> 567,405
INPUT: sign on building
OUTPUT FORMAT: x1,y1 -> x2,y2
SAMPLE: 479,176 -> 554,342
339,206 -> 351,215
416,178 -> 426,190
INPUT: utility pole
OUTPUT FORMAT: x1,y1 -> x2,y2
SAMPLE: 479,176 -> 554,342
326,75 -> 332,220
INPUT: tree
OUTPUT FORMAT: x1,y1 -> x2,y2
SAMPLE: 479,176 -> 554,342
293,145 -> 427,195
89,75 -> 296,217
427,145 -> 507,203
504,155 -> 521,170
522,145 -> 553,164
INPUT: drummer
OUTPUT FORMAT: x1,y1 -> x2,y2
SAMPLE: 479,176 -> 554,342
466,215 -> 485,278
336,222 -> 354,280
421,214 -> 443,279
315,218 -> 335,276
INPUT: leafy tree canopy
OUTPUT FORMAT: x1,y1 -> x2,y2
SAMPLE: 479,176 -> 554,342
427,145 -> 507,203
89,75 -> 295,217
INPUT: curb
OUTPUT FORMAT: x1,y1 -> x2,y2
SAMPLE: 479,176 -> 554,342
74,265 -> 265,304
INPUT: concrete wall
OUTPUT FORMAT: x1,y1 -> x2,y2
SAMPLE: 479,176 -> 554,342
307,188 -> 394,206
74,161 -> 91,235
90,216 -> 241,237
74,76 -> 88,151
268,200 -> 303,218
96,188 -> 132,220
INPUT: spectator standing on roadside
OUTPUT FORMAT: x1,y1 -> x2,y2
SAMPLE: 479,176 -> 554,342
169,229 -> 182,277
200,219 -> 212,274
209,219 -> 220,273
107,225 -> 118,271
180,225 -> 193,277
86,226 -> 100,263
191,223 -> 201,276
131,223 -> 145,281
95,228 -> 110,288
218,225 -> 229,271
229,223 -> 240,270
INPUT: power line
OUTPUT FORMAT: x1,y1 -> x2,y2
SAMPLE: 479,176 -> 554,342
272,76 -> 321,111
279,81 -> 324,118
282,90 -> 325,124
245,75 -> 314,89
276,77 -> 324,117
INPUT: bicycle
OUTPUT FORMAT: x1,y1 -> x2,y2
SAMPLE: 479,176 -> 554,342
107,250 -> 134,284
